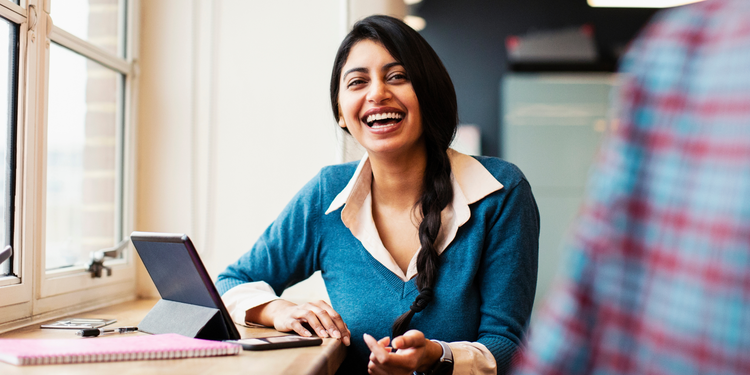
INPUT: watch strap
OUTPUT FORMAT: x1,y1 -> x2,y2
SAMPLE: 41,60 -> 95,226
427,340 -> 454,375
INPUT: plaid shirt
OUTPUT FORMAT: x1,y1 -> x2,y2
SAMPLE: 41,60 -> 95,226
512,1 -> 750,374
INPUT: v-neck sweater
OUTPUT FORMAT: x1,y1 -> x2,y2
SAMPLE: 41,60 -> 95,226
216,155 -> 539,374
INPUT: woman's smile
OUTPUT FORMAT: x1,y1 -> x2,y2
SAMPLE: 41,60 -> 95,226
362,106 -> 405,132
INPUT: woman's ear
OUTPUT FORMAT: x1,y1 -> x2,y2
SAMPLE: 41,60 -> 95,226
337,104 -> 346,129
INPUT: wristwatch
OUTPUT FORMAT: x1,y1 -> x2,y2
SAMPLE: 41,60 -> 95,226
418,340 -> 454,375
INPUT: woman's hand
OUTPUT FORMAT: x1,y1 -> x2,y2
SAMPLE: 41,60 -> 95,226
363,330 -> 443,375
247,299 -> 351,346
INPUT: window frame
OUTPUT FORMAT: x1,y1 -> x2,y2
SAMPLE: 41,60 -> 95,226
0,0 -> 32,316
0,0 -> 138,330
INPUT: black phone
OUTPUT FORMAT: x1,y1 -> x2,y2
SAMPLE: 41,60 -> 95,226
225,335 -> 323,351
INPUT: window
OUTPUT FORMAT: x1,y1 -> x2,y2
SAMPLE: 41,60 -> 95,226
45,43 -> 124,271
0,12 -> 18,279
0,0 -> 137,328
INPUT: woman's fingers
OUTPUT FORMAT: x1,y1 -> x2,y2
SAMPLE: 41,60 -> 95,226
366,333 -> 422,375
363,333 -> 389,363
309,300 -> 351,345
275,300 -> 351,346
293,308 -> 331,338
288,318 -> 313,337
305,302 -> 339,338
392,329 -> 425,350
377,336 -> 390,348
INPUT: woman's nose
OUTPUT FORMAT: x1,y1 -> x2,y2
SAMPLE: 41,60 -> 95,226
366,80 -> 391,103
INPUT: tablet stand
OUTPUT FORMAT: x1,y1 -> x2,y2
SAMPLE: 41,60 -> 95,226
138,299 -> 233,340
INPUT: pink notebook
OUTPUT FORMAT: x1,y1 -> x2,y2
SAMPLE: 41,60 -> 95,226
0,333 -> 241,366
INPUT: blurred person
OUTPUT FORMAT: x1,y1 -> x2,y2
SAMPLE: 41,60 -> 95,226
512,0 -> 750,374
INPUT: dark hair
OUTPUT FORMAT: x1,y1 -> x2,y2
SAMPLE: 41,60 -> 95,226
330,15 -> 458,338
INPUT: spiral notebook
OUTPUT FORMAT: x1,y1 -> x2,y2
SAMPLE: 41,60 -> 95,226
0,333 -> 241,366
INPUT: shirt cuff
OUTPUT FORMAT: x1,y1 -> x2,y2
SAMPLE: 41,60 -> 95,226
448,341 -> 497,375
221,281 -> 280,325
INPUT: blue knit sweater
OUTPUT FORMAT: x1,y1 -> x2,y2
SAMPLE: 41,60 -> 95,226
216,156 -> 539,374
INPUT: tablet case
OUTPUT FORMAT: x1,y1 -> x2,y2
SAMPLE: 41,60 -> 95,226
130,232 -> 241,341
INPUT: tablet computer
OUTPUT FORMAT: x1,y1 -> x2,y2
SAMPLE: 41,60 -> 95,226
130,232 -> 240,341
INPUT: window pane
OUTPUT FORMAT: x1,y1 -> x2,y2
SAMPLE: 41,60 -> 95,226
51,0 -> 126,58
0,17 -> 18,276
46,43 -> 122,271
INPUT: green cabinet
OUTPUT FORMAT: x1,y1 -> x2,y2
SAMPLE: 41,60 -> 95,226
501,73 -> 618,315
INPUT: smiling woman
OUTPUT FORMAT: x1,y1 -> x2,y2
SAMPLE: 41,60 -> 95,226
216,15 -> 540,375
336,40 -> 423,159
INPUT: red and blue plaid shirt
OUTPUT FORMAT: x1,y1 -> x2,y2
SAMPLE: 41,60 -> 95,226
512,1 -> 750,374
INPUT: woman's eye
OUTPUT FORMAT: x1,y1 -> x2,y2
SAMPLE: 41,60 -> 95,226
389,73 -> 408,82
347,79 -> 366,88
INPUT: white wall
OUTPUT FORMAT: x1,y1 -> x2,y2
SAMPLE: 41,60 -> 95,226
136,0 -> 343,299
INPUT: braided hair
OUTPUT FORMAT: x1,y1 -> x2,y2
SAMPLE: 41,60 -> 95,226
330,15 -> 458,338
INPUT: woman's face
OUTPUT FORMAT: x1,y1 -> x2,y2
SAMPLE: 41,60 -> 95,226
337,40 -> 424,158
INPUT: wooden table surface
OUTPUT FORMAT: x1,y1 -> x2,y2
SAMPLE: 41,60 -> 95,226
0,299 -> 346,375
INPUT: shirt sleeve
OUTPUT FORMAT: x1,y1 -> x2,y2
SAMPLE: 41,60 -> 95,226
221,281 -> 281,324
450,342 -> 498,375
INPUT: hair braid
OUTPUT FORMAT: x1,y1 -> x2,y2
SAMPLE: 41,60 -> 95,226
391,142 -> 453,338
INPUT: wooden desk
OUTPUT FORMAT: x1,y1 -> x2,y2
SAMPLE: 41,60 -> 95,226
0,299 -> 346,375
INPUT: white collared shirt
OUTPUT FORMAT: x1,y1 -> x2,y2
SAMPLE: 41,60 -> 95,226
222,149 -> 503,374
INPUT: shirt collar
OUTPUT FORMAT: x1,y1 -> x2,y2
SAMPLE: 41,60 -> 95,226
326,148 -> 503,215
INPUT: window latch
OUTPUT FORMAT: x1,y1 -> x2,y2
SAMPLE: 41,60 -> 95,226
87,239 -> 129,278
28,5 -> 37,30
0,245 -> 10,264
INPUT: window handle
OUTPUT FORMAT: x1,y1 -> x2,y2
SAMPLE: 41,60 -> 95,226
86,239 -> 129,278
0,245 -> 10,264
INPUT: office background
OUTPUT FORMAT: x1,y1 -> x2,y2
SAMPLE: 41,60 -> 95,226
135,0 -> 657,310
0,0 -> 663,330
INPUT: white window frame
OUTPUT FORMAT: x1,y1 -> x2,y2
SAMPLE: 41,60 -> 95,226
0,0 -> 31,315
0,0 -> 138,331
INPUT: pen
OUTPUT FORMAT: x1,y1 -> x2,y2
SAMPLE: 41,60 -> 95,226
76,326 -> 139,337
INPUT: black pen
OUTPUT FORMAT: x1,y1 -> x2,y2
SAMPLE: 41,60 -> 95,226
76,326 -> 139,337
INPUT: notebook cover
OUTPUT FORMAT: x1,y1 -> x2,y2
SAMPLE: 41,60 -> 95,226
0,333 -> 241,366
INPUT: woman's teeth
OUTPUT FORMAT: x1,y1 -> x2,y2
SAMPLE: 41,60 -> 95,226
365,112 -> 404,126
